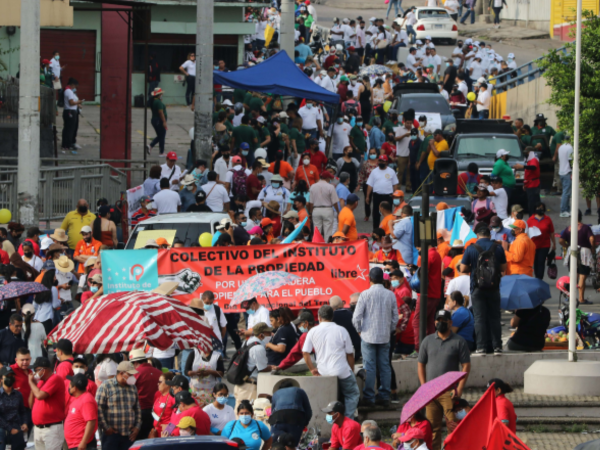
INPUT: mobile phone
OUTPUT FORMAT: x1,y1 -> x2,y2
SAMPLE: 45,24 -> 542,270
165,423 -> 177,436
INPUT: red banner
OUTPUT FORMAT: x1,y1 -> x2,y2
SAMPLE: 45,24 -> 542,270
487,419 -> 530,450
156,241 -> 370,312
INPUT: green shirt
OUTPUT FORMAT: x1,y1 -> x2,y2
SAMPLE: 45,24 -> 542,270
530,125 -> 556,150
212,108 -> 224,125
520,134 -> 532,146
289,128 -> 306,154
350,126 -> 366,154
280,123 -> 290,135
151,98 -> 167,121
304,15 -> 314,28
418,135 -> 433,163
243,92 -> 253,109
491,158 -> 516,188
255,126 -> 270,149
249,97 -> 265,113
382,120 -> 397,137
233,88 -> 247,104
232,125 -> 257,150
225,120 -> 233,132
549,130 -> 565,156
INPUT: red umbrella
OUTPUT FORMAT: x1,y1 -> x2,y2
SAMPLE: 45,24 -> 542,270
47,291 -> 214,355
400,371 -> 468,425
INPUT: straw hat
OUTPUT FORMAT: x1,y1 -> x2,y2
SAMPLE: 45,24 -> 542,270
265,201 -> 281,215
55,255 -> 75,273
50,229 -> 68,242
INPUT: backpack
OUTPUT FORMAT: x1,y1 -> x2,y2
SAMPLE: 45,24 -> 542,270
226,341 -> 261,385
230,167 -> 248,197
473,243 -> 501,290
465,173 -> 479,195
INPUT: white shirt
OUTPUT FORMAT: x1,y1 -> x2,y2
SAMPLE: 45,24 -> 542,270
201,181 -> 230,212
445,275 -> 471,297
24,322 -> 47,361
395,125 -> 412,157
457,80 -> 468,99
477,88 -> 491,111
445,0 -> 460,13
427,0 -> 439,6
203,404 -> 236,432
429,54 -> 442,74
34,287 -> 61,323
342,24 -> 355,43
303,321 -> 354,379
224,165 -> 252,196
367,167 -> 399,194
160,163 -> 183,191
508,60 -> 517,70
153,345 -> 176,359
257,185 -> 290,217
321,76 -> 337,93
182,59 -> 196,77
246,336 -> 268,379
330,122 -> 352,155
63,88 -> 79,111
233,113 -> 244,127
331,24 -> 344,39
470,61 -> 483,80
397,29 -> 409,45
204,305 -> 228,343
153,189 -> 181,214
56,270 -> 75,302
247,305 -> 271,330
214,157 -> 232,183
50,58 -> 61,79
440,89 -> 449,101
356,26 -> 366,48
298,105 -> 321,130
452,46 -> 463,67
558,143 -> 573,176
405,11 -> 417,26
23,255 -> 43,272
406,54 -> 418,72
489,186 -> 508,219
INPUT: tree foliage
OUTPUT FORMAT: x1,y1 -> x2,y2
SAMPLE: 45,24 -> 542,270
539,10 -> 600,198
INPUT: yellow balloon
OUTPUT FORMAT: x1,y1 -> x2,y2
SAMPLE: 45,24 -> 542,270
0,209 -> 11,224
199,232 -> 213,248
383,101 -> 392,113
467,92 -> 476,102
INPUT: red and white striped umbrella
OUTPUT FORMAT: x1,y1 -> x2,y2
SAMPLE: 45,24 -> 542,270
48,291 -> 214,355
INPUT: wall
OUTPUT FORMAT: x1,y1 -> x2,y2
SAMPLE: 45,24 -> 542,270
498,0 -> 551,31
0,0 -> 73,27
551,0 -> 598,39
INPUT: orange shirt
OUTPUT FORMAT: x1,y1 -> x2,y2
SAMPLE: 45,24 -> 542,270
73,238 -> 102,274
298,207 -> 311,229
464,237 -> 477,249
338,206 -> 358,241
448,254 -> 463,277
393,202 -> 407,216
269,161 -> 294,180
371,248 -> 406,265
505,233 -> 536,276
379,214 -> 395,235
437,241 -> 451,260
295,164 -> 320,186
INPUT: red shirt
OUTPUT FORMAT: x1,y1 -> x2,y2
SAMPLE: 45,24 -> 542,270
396,420 -> 433,450
80,291 -> 94,305
55,359 -> 74,380
32,374 -> 66,425
10,363 -> 33,408
527,215 -> 555,249
247,174 -> 262,200
354,443 -> 394,450
153,392 -> 176,434
495,394 -> 517,433
64,391 -> 98,449
381,142 -> 396,159
399,311 -> 415,344
131,208 -> 157,227
169,405 -> 211,436
524,156 -> 540,188
18,238 -> 40,257
331,417 -> 362,450
457,172 -> 481,195
279,332 -> 308,370
310,150 -> 328,174
337,83 -> 349,102
0,249 -> 8,265
134,362 -> 163,410
426,247 -> 442,299
64,379 -> 97,413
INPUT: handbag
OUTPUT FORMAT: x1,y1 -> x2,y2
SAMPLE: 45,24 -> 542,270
376,39 -> 388,49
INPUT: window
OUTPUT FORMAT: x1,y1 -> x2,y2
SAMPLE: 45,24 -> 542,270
399,96 -> 451,115
456,137 -> 522,159
418,9 -> 450,18
133,44 -> 238,73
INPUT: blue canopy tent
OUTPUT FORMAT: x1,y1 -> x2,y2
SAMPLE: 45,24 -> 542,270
212,51 -> 340,104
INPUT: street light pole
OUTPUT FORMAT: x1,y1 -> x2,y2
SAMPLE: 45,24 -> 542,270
17,0 -> 40,227
568,0 -> 583,362
280,0 -> 295,59
193,0 -> 214,163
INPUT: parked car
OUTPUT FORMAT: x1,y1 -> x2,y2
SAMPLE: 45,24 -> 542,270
130,436 -> 241,450
125,212 -> 229,249
395,8 -> 458,44
392,84 -> 456,133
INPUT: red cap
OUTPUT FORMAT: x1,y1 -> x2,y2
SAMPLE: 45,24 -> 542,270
232,155 -> 242,164
261,218 -> 273,227
347,46 -> 356,51
42,59 -> 50,65
378,155 -> 388,162
320,171 -> 334,179
398,428 -> 426,442
166,151 -> 178,160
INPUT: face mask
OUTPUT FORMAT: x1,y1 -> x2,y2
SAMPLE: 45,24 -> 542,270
73,367 -> 86,376
419,121 -> 425,127
303,235 -> 310,241
303,159 -> 310,166
180,429 -> 193,436
334,64 -> 340,68
357,122 -> 363,127
24,252 -> 33,258
337,118 -> 343,124
436,321 -> 449,333
306,103 -> 313,109
186,185 -> 195,191
378,163 -> 386,170
169,388 -> 176,397
126,375 -> 137,386
393,199 -> 401,206
492,227 -> 501,232
410,136 -> 418,141
204,303 -> 214,311
351,81 -> 356,86
34,370 -> 43,382
55,55 -> 60,60
391,280 -> 400,288
214,66 -> 219,70
458,43 -> 463,48
3,377 -> 14,388
72,88 -> 77,93
262,336 -> 271,345
240,221 -> 248,227
242,150 -> 249,156
403,444 -> 414,450
456,409 -> 467,420
510,229 -> 517,237
326,414 -> 335,425
515,212 -> 523,220
90,286 -> 99,293
78,206 -> 88,214
230,412 -> 250,427
369,154 -> 377,160
536,209 -> 545,216
247,309 -> 256,315
271,183 -> 280,189
299,326 -> 308,333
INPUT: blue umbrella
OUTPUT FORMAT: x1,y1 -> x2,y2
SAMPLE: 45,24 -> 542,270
0,282 -> 48,301
500,275 -> 551,310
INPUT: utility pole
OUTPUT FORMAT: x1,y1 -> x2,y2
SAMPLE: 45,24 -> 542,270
419,183 -> 430,346
193,0 -> 213,162
280,0 -> 295,59
18,0 -> 40,227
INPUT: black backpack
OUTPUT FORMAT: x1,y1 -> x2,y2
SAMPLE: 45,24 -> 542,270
226,341 -> 261,385
473,243 -> 501,290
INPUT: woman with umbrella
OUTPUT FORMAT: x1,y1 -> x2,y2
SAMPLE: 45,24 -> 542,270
33,269 -> 61,334
392,411 -> 433,450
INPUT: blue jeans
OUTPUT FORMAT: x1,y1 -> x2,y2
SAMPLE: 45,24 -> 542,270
338,372 -> 360,418
0,428 -> 25,450
179,349 -> 193,377
101,432 -> 133,450
388,43 -> 406,61
157,357 -> 174,370
460,8 -> 475,24
150,117 -> 166,154
406,25 -> 417,44
361,341 -> 392,402
271,424 -> 305,447
386,0 -> 404,18
560,174 -> 572,212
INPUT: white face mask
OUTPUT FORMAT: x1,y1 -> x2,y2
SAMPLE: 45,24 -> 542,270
303,159 -> 310,166
126,375 -> 137,386
419,121 -> 425,127
180,429 -> 193,436
73,368 -> 86,375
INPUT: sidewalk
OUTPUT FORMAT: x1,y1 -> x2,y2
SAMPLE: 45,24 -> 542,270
458,22 -> 550,41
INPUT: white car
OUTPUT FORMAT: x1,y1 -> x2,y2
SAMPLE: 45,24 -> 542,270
396,8 -> 458,44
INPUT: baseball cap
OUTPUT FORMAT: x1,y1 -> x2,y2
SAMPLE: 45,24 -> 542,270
293,310 -> 315,325
509,219 -> 527,230
166,151 -> 178,160
40,237 -> 54,251
392,190 -> 405,197
508,52 -> 515,58
322,401 -> 345,414
332,231 -> 348,240
346,194 -> 359,204
511,204 -> 524,213
80,225 -> 92,234
378,155 -> 388,162
0,366 -> 14,378
496,149 -> 510,158
252,322 -> 273,335
490,175 -> 502,184
283,210 -> 299,219
260,218 -> 273,228
436,310 -> 452,321
145,239 -> 159,248
178,416 -> 197,429
399,428 -> 426,442
175,390 -> 195,405
232,155 -> 242,164
166,374 -> 190,389
240,142 -> 250,150
116,361 -> 138,375
257,116 -> 266,124
320,171 -> 334,179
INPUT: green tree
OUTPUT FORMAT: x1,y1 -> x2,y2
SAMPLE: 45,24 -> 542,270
539,10 -> 600,198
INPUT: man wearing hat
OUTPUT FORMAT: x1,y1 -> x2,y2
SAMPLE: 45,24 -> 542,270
167,391 -> 210,436
489,215 -> 514,246
130,196 -> 157,226
55,255 -> 76,309
179,173 -> 198,212
321,400 -> 362,450
505,220 -> 536,277
147,87 -> 168,156
60,199 -> 96,251
96,361 -> 142,449
472,183 -> 496,226
309,171 -> 340,241
258,174 -> 290,219
491,149 -> 516,199
160,151 -> 182,191
397,428 -> 429,450
352,268 -> 398,407
0,365 -> 28,450
129,348 -> 162,439
418,310 -> 470,450
29,356 -> 66,450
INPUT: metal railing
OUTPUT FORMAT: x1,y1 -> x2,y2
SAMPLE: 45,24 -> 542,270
0,164 -> 127,223
0,78 -> 57,128
489,46 -> 569,93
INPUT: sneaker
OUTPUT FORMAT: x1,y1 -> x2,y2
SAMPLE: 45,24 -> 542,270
494,348 -> 503,355
375,398 -> 391,407
146,144 -> 151,155
73,143 -> 82,149
390,392 -> 400,403
475,349 -> 486,355
406,351 -> 419,359
585,208 -> 592,216
159,153 -> 166,157
70,150 -> 78,155
559,212 -> 571,218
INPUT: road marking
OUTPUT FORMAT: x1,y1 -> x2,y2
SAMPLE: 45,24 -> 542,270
137,130 -> 148,139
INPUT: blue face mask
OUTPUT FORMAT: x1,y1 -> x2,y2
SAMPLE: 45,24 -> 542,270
410,136 -> 418,141
391,280 -> 400,288
306,103 -> 313,109
247,309 -> 256,315
241,221 -> 247,227
325,414 -> 335,424
299,326 -> 308,333
240,414 -> 252,425
214,66 -> 219,70
271,183 -> 280,189
357,122 -> 363,127
337,118 -> 343,124
216,396 -> 228,405
369,154 -> 377,160
204,303 -> 213,311
242,150 -> 249,156
55,55 -> 60,60
393,199 -> 400,205
455,409 -> 467,420
90,286 -> 99,293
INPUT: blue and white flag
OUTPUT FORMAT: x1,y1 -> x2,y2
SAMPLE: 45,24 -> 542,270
436,206 -> 462,233
449,212 -> 477,245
